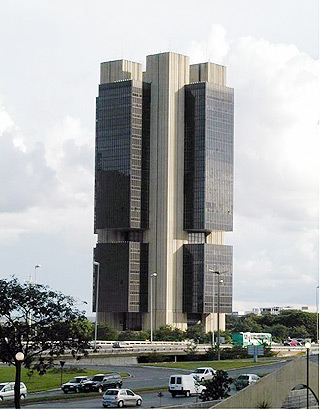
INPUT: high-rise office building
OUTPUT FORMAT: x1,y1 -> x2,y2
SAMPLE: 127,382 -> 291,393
93,52 -> 233,331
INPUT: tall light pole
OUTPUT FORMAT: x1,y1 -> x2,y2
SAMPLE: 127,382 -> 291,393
209,269 -> 220,347
93,261 -> 100,350
209,270 -> 226,361
34,264 -> 41,283
150,273 -> 157,343
305,341 -> 311,409
316,285 -> 319,344
217,278 -> 224,361
14,352 -> 24,409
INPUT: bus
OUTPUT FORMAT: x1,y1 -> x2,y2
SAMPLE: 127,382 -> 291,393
232,332 -> 272,347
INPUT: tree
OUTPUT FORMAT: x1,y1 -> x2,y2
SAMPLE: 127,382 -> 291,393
201,370 -> 233,401
186,324 -> 209,344
0,277 -> 92,407
98,324 -> 119,340
153,325 -> 185,341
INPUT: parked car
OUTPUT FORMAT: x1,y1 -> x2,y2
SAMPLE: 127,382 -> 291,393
235,374 -> 260,390
190,367 -> 216,382
0,382 -> 27,401
168,374 -> 206,397
102,388 -> 142,408
81,373 -> 123,393
283,339 -> 299,346
61,376 -> 91,393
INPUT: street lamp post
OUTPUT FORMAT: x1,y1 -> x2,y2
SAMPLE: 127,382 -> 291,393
316,286 -> 319,344
150,273 -> 157,343
14,352 -> 24,409
209,269 -> 226,361
34,264 -> 41,283
209,269 -> 219,348
217,278 -> 223,361
93,261 -> 100,350
305,341 -> 311,409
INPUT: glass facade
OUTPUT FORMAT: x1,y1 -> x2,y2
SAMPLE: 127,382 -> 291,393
95,80 -> 150,230
184,82 -> 234,232
94,242 -> 148,314
183,244 -> 233,314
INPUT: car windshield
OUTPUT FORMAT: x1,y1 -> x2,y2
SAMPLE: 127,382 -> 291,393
194,369 -> 205,374
105,389 -> 119,396
0,384 -> 6,390
92,376 -> 104,381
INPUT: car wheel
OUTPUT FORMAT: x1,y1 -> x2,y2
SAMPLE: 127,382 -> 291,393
20,394 -> 25,400
115,383 -> 121,388
118,400 -> 124,408
103,405 -> 108,408
171,392 -> 176,398
63,390 -> 68,394
0,397 -> 3,401
75,387 -> 80,393
136,399 -> 142,407
185,390 -> 190,397
98,386 -> 103,393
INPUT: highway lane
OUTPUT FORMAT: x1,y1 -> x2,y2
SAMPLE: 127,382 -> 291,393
27,391 -> 210,409
27,355 -> 318,408
29,357 -> 293,400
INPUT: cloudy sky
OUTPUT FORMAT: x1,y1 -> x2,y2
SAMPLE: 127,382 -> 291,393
0,0 -> 318,314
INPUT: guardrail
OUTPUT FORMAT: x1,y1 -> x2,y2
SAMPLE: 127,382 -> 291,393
59,342 -> 319,357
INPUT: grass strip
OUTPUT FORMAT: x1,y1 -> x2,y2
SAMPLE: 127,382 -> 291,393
0,366 -> 128,393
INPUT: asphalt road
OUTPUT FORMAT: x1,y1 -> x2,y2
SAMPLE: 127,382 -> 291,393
26,355 -> 319,408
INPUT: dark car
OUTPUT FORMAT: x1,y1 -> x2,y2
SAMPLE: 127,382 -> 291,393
80,373 -> 123,393
61,376 -> 90,393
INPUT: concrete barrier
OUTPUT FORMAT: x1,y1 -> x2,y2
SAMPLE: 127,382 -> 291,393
212,356 -> 319,409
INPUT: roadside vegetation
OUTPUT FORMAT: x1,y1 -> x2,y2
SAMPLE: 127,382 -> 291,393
0,366 -> 127,393
97,310 -> 317,344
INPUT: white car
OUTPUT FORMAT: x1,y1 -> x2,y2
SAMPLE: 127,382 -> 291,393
190,367 -> 216,382
235,374 -> 260,390
0,382 -> 27,401
102,388 -> 142,408
169,374 -> 206,397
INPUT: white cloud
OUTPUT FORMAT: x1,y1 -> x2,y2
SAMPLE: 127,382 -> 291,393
0,100 -> 95,252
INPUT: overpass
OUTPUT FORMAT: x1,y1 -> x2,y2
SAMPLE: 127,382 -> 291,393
57,341 -> 319,366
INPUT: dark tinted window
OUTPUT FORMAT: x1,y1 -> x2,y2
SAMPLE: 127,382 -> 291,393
170,377 -> 175,384
177,377 -> 182,384
93,376 -> 104,381
105,389 -> 119,395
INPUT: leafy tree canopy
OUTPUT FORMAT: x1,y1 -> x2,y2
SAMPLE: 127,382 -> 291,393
201,370 -> 233,401
153,325 -> 185,341
0,277 -> 92,374
226,310 -> 317,341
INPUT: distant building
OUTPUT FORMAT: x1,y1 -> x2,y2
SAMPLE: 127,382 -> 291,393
93,52 -> 234,332
251,306 -> 312,315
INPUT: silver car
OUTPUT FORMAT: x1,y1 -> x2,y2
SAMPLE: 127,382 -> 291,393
102,389 -> 142,408
0,382 -> 27,400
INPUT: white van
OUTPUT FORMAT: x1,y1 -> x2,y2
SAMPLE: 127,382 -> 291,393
168,374 -> 206,397
0,382 -> 27,400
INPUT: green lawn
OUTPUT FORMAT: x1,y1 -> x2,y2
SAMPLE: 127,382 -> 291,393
0,366 -> 127,393
143,358 -> 282,371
